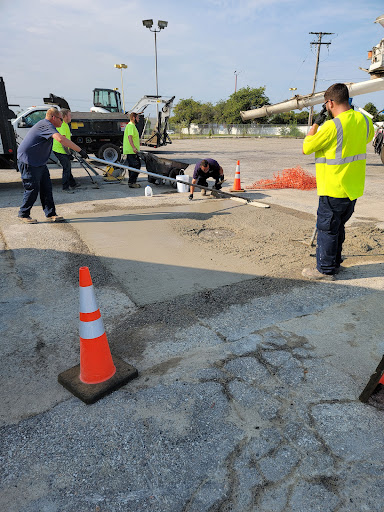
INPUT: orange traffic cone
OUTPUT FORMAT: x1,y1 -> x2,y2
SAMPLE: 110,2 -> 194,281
230,160 -> 245,192
58,266 -> 138,404
79,266 -> 116,384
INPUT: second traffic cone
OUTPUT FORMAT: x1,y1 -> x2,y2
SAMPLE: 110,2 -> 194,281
79,266 -> 116,384
230,160 -> 245,192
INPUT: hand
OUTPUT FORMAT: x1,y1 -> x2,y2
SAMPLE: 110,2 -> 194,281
188,194 -> 193,201
314,105 -> 327,126
214,182 -> 222,190
78,148 -> 89,159
219,175 -> 224,182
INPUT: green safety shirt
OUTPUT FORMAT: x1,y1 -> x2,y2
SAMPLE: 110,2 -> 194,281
52,121 -> 71,154
123,122 -> 140,154
303,109 -> 374,200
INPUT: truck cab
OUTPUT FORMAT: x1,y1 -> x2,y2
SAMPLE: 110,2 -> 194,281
92,88 -> 122,113
12,106 -> 49,144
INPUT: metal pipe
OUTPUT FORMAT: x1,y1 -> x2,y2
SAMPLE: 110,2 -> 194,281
90,156 -> 269,207
240,78 -> 384,121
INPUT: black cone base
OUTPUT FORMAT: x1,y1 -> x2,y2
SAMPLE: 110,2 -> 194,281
58,356 -> 138,404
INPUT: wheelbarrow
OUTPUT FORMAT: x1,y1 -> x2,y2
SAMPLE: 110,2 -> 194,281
140,152 -> 190,188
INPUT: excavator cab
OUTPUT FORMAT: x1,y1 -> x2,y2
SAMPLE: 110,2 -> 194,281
92,88 -> 122,113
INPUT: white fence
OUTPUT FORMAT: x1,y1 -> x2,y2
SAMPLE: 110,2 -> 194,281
179,123 -> 309,137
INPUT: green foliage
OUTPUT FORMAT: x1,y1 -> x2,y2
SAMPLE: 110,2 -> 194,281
363,102 -> 384,123
363,102 -> 378,116
170,87 -> 270,126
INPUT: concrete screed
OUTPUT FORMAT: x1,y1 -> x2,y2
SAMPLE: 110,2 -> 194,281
0,137 -> 384,512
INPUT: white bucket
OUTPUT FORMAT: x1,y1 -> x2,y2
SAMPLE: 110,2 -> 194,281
176,174 -> 190,193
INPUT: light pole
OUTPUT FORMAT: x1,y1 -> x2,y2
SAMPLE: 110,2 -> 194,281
114,63 -> 127,112
142,19 -> 168,99
234,70 -> 241,94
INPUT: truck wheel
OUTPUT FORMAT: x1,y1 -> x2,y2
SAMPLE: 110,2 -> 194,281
98,143 -> 121,163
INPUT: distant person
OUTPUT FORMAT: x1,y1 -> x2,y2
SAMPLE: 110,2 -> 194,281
188,159 -> 224,200
302,83 -> 374,280
52,108 -> 80,193
17,107 -> 88,224
123,112 -> 141,188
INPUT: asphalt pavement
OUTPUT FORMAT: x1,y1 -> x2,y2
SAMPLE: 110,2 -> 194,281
1,138 -> 384,512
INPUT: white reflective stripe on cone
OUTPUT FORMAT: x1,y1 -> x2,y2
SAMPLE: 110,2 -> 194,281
79,285 -> 99,313
80,316 -> 105,339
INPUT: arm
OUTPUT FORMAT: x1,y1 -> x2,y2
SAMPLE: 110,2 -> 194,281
128,135 -> 139,154
190,178 -> 197,195
52,133 -> 81,152
302,124 -> 319,153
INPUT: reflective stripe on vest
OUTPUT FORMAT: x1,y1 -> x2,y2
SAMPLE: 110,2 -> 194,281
315,114 -> 369,165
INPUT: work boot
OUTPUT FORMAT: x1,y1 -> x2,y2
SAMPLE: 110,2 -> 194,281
301,268 -> 335,281
129,183 -> 141,188
201,189 -> 206,196
47,215 -> 65,223
18,216 -> 37,224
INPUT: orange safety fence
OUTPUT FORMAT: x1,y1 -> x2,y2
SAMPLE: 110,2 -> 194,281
246,166 -> 317,191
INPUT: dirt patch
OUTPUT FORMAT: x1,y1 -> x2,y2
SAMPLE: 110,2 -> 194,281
171,202 -> 384,278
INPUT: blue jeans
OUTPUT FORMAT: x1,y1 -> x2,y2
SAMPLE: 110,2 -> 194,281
316,196 -> 356,274
18,162 -> 57,218
54,151 -> 76,190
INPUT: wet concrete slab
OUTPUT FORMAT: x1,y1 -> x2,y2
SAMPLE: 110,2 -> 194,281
68,200 -> 273,305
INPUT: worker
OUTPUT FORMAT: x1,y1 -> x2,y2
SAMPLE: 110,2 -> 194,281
52,108 -> 80,193
17,107 -> 88,224
123,112 -> 141,188
302,83 -> 374,280
188,159 -> 224,200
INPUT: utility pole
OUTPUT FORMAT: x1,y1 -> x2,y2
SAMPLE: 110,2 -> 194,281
308,32 -> 334,126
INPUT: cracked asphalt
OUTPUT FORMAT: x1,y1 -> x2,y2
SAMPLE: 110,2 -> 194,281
1,138 -> 384,512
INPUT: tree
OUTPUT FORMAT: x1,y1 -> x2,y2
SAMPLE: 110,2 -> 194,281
170,86 -> 270,126
363,102 -> 378,116
171,98 -> 203,132
222,86 -> 270,124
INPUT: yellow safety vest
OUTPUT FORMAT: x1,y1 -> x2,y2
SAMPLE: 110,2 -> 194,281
52,121 -> 71,154
303,109 -> 374,200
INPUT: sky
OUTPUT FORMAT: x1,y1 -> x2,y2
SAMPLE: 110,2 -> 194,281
1,0 -> 383,117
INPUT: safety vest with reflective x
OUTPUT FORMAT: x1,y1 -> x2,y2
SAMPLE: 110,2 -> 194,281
303,109 -> 374,199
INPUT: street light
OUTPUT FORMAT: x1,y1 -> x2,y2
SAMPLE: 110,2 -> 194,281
114,63 -> 127,112
234,70 -> 241,94
142,19 -> 168,99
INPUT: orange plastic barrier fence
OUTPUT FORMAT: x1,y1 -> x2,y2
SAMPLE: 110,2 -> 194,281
247,166 -> 317,191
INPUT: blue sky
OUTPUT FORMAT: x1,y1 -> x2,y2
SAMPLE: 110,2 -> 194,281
1,0 -> 383,116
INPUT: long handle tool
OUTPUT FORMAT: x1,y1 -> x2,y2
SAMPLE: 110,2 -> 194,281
73,154 -> 100,188
90,156 -> 269,208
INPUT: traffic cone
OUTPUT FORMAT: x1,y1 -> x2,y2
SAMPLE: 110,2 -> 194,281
230,160 -> 245,192
58,266 -> 138,404
78,266 -> 116,384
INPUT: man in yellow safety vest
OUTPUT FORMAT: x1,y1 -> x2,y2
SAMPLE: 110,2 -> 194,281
302,82 -> 374,280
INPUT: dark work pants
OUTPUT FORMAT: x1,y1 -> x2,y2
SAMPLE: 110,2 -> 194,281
18,162 -> 57,218
125,154 -> 141,184
196,173 -> 221,189
54,151 -> 76,190
316,196 -> 356,274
